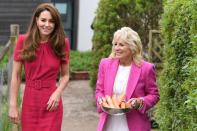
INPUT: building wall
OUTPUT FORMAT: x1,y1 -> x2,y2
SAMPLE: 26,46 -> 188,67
0,0 -> 42,45
77,0 -> 99,51
0,0 -> 99,52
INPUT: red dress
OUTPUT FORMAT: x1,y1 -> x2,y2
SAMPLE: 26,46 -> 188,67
13,35 -> 70,131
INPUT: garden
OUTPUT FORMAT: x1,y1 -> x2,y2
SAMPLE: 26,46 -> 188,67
0,0 -> 196,131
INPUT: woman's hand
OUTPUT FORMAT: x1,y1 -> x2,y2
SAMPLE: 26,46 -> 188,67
127,98 -> 144,109
8,106 -> 20,124
46,89 -> 62,111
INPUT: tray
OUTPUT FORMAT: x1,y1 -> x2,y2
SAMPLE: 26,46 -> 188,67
101,106 -> 133,115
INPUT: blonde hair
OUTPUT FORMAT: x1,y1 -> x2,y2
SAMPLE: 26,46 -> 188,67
110,27 -> 143,66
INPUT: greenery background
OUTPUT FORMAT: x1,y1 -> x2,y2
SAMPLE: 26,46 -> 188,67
0,0 -> 196,130
70,51 -> 92,72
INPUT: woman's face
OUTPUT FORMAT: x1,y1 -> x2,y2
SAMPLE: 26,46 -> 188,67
113,38 -> 132,61
36,10 -> 55,39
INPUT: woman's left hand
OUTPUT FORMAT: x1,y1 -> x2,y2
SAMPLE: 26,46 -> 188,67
46,89 -> 62,111
127,98 -> 144,109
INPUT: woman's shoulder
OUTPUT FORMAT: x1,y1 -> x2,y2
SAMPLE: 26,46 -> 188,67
16,34 -> 28,45
99,58 -> 118,67
18,34 -> 27,40
15,34 -> 28,47
141,60 -> 155,69
100,57 -> 118,64
64,37 -> 69,43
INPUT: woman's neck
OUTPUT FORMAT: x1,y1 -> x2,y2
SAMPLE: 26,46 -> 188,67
40,36 -> 49,42
119,58 -> 132,66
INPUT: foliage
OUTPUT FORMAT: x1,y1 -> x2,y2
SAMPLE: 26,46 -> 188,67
90,0 -> 163,87
0,92 -> 22,131
0,47 -> 22,131
156,0 -> 197,130
0,96 -> 13,131
0,49 -> 9,68
70,50 -> 93,71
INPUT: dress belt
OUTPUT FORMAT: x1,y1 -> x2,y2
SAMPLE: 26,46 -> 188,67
26,80 -> 56,90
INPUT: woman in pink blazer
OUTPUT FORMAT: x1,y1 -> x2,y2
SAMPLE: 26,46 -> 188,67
95,27 -> 160,131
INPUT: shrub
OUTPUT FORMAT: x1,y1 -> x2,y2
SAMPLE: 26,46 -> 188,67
0,96 -> 13,131
156,0 -> 197,130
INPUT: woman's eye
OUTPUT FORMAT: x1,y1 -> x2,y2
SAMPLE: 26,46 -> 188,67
119,43 -> 124,46
50,20 -> 55,23
41,19 -> 46,22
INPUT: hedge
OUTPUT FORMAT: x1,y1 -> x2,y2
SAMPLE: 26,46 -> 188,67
156,0 -> 197,130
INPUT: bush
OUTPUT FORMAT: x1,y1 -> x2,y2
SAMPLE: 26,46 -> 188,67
0,50 -> 9,69
156,0 -> 197,130
90,0 -> 163,88
70,50 -> 92,71
0,96 -> 13,131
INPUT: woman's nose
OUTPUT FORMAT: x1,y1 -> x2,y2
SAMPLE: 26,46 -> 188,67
114,45 -> 120,50
45,21 -> 49,26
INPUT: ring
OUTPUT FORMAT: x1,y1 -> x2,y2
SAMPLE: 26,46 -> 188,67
55,102 -> 59,106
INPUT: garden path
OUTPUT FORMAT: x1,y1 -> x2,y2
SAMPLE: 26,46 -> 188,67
61,80 -> 99,131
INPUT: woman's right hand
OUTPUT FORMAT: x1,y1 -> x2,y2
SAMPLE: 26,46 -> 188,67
8,106 -> 20,124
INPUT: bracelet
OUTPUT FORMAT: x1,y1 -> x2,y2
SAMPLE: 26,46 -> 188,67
137,98 -> 144,109
98,97 -> 103,105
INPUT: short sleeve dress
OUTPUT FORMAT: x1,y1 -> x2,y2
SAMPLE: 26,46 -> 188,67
13,34 -> 70,131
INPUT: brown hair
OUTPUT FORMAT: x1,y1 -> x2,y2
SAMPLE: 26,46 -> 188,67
20,3 -> 67,61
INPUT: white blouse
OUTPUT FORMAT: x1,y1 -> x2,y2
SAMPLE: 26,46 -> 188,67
104,65 -> 131,131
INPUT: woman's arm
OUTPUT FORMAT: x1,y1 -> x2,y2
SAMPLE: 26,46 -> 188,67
139,64 -> 160,114
95,59 -> 105,113
47,63 -> 69,111
8,61 -> 22,124
57,63 -> 70,92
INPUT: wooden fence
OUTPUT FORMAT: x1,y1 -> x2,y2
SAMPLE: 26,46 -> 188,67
0,24 -> 19,94
148,30 -> 164,68
0,24 -> 19,131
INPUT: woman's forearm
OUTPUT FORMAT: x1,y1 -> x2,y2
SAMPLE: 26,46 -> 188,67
9,75 -> 21,107
9,61 -> 22,107
56,74 -> 69,93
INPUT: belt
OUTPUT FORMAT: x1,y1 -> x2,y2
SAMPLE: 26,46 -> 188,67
26,80 -> 56,90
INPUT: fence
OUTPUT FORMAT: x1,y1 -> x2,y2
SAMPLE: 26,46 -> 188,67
148,30 -> 163,69
0,24 -> 19,131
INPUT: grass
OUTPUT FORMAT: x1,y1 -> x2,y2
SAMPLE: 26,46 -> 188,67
0,96 -> 13,131
0,87 -> 22,131
0,46 -> 17,131
0,46 -> 9,68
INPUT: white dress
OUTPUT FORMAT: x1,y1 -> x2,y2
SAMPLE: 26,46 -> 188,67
104,65 -> 131,131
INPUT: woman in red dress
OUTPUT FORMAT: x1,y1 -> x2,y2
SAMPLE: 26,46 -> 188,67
8,3 -> 69,131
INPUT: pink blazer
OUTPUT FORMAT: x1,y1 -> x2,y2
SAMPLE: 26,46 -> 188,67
95,58 -> 160,131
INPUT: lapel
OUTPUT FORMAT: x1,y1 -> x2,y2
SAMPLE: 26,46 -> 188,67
107,59 -> 119,96
126,63 -> 141,100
